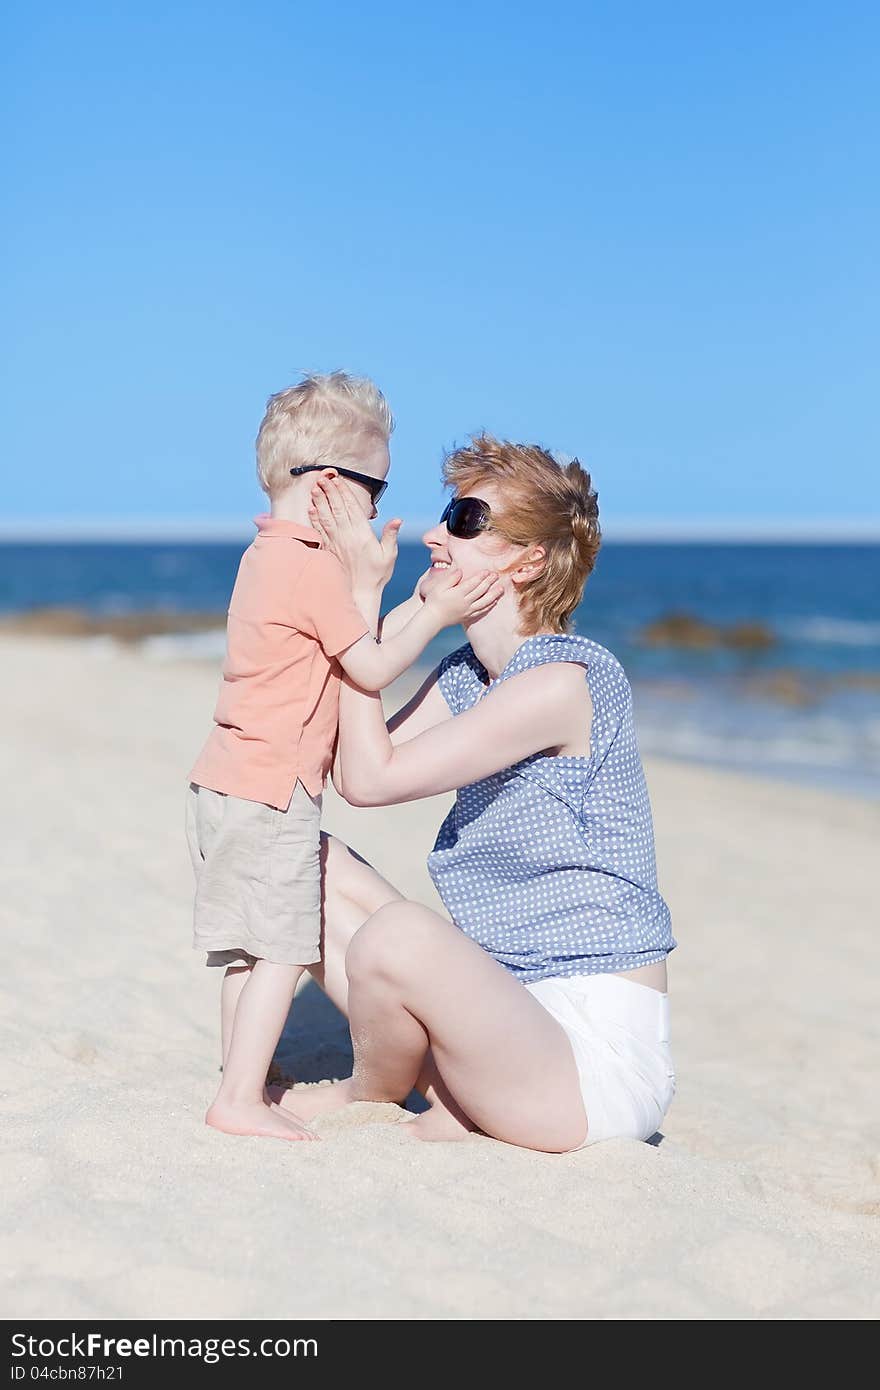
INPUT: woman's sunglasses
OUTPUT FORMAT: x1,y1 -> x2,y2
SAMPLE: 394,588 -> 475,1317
440,496 -> 492,538
290,464 -> 388,505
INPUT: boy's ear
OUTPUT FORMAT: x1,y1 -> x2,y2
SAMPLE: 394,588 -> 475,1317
511,545 -> 546,586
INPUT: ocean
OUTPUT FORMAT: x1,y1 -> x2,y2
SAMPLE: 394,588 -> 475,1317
3,540 -> 879,797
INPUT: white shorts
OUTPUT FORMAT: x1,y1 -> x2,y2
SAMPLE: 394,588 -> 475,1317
525,973 -> 676,1147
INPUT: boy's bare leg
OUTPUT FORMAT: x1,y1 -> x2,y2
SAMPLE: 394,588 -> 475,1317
207,960 -> 317,1141
220,964 -> 252,1070
220,962 -> 276,1106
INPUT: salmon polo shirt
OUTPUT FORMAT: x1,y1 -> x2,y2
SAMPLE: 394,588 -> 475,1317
189,515 -> 369,810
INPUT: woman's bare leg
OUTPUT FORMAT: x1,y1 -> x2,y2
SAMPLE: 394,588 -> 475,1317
407,1056 -> 480,1140
269,833 -> 409,1117
301,898 -> 588,1152
273,835 -> 565,1146
271,834 -> 469,1131
307,833 -> 406,1010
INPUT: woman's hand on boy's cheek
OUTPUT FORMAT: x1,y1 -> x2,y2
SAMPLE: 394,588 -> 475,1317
310,477 -> 401,589
308,481 -> 337,550
311,476 -> 366,534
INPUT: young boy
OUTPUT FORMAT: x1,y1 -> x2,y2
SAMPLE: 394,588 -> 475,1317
186,372 -> 499,1141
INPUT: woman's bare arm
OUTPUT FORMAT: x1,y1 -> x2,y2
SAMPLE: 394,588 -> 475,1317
337,662 -> 591,806
386,667 -> 452,745
333,655 -> 451,792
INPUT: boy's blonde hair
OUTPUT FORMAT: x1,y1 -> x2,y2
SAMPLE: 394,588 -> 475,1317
256,372 -> 394,497
442,433 -> 601,635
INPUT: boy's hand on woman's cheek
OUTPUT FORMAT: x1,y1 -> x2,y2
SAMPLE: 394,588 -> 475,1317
416,567 -> 444,601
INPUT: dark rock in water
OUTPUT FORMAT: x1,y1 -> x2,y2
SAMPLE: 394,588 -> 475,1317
639,611 -> 776,651
836,672 -> 880,692
744,670 -> 816,706
0,606 -> 95,637
0,606 -> 226,642
722,622 -> 776,651
640,612 -> 721,648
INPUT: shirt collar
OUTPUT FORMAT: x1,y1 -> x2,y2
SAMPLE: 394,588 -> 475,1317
254,514 -> 322,547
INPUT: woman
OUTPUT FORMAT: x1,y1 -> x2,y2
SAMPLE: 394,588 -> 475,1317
279,434 -> 676,1153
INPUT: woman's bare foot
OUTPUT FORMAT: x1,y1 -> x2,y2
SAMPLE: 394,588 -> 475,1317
268,1078 -> 376,1123
400,1104 -> 481,1142
205,1098 -> 317,1141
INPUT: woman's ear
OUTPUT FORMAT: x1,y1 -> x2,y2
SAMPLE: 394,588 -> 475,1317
511,546 -> 546,587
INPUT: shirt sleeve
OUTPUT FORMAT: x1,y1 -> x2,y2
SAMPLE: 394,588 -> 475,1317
436,644 -> 482,714
295,550 -> 370,656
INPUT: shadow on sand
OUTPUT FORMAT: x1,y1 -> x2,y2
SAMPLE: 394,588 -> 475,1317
273,978 -> 428,1113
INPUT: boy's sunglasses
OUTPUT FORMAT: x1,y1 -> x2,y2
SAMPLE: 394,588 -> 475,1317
440,496 -> 492,539
290,464 -> 388,505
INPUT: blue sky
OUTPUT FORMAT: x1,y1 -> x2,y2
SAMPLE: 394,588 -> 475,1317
3,1 -> 879,535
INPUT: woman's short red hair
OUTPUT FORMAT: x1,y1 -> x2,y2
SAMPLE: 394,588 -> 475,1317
443,434 -> 601,635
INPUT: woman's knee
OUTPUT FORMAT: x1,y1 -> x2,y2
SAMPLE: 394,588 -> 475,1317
344,901 -> 431,984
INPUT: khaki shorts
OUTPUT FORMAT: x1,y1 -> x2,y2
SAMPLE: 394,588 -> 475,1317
186,781 -> 322,968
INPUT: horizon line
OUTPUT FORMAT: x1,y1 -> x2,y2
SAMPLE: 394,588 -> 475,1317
0,516 -> 879,544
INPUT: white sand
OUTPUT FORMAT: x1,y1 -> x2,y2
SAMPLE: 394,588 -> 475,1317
2,636 -> 878,1320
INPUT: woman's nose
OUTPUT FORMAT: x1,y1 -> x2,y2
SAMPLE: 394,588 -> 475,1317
422,522 -> 446,547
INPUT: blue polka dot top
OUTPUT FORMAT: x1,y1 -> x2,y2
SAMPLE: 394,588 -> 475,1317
427,633 -> 676,984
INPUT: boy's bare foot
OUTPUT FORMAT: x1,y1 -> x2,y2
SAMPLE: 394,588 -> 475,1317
400,1105 -> 481,1143
205,1098 -> 317,1141
268,1078 -> 370,1123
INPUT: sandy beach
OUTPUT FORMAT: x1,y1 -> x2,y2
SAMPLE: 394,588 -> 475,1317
2,634 -> 878,1320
